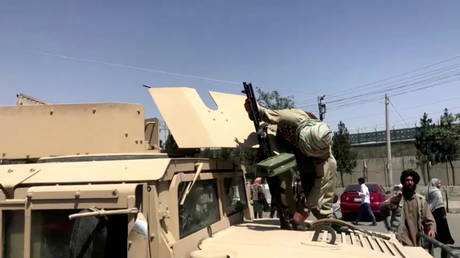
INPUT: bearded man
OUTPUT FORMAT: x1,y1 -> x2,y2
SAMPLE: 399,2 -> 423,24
384,169 -> 436,246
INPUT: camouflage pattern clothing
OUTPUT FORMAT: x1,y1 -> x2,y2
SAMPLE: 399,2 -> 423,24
257,106 -> 337,219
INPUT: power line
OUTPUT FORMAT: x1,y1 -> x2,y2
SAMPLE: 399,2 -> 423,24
325,68 -> 460,106
39,51 -> 242,87
389,98 -> 410,128
296,68 -> 460,109
307,70 -> 460,110
296,55 -> 460,105
332,96 -> 460,122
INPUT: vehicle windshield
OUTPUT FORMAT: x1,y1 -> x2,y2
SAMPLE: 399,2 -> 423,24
344,184 -> 381,193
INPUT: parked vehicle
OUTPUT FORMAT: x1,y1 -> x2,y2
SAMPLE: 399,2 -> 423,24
340,183 -> 387,221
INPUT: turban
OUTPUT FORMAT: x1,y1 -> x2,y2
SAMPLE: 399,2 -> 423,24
400,169 -> 420,185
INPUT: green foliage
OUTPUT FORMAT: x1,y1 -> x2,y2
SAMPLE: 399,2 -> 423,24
332,121 -> 357,187
436,109 -> 459,184
436,109 -> 459,162
256,87 -> 295,109
415,110 -> 460,184
415,113 -> 436,166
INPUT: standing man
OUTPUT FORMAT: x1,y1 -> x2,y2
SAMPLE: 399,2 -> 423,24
250,177 -> 265,219
354,177 -> 377,226
383,169 -> 436,246
244,100 -> 337,225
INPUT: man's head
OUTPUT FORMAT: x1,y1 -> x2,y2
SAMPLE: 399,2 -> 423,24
358,177 -> 365,185
400,169 -> 420,199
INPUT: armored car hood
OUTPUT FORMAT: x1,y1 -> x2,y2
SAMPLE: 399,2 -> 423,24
149,87 -> 256,148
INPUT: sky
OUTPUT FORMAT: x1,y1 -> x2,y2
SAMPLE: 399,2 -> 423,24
1,0 -> 460,134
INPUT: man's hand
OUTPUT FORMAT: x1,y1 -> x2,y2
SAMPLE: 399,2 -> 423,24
293,210 -> 309,224
244,98 -> 252,113
427,229 -> 435,238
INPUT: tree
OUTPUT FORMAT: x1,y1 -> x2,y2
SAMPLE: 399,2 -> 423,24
414,110 -> 460,185
435,108 -> 459,185
332,121 -> 357,187
256,87 -> 294,109
414,113 -> 436,183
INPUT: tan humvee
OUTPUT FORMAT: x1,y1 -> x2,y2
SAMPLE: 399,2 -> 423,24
0,88 -> 431,258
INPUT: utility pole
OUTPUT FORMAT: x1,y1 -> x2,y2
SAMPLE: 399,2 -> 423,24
318,95 -> 326,121
385,94 -> 393,186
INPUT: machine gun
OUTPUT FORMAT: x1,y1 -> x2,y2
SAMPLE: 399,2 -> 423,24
242,82 -> 296,177
242,82 -> 272,160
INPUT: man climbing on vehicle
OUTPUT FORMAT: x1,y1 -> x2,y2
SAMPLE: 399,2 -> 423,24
244,99 -> 337,228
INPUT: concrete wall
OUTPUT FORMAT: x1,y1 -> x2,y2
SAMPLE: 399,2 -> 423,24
341,156 -> 460,186
343,141 -> 460,187
337,141 -> 460,212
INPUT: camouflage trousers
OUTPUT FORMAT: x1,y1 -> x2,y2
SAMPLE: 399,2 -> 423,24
305,155 -> 337,219
278,154 -> 337,221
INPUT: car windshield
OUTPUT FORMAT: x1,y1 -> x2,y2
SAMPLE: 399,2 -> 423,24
344,184 -> 381,193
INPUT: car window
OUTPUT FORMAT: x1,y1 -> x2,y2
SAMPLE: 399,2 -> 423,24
178,179 -> 220,238
367,184 -> 380,192
345,184 -> 381,193
344,184 -> 360,192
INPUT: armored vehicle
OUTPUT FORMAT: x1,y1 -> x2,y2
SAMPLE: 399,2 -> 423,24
0,87 -> 432,258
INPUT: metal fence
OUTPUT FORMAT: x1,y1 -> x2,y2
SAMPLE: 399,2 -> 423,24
350,128 -> 417,144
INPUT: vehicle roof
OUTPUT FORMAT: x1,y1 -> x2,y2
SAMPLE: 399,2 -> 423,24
0,102 -> 146,159
195,219 -> 429,258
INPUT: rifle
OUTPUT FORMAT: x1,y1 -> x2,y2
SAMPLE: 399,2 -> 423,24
242,82 -> 272,160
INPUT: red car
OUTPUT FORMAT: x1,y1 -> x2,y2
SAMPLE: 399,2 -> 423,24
340,183 -> 387,221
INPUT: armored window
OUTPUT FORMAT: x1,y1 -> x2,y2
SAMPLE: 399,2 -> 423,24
30,210 -> 127,258
223,177 -> 247,216
3,211 -> 24,258
178,179 -> 220,238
